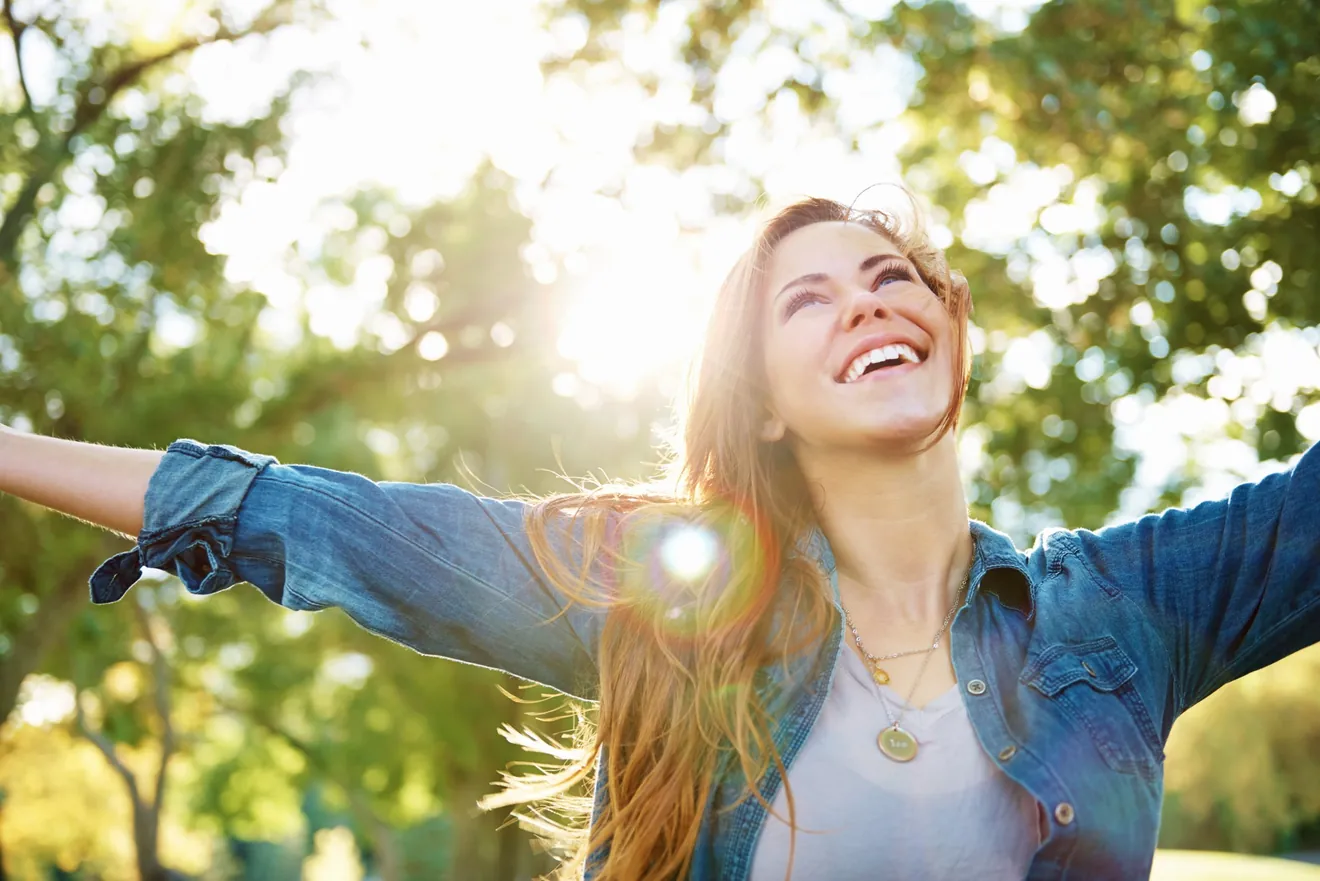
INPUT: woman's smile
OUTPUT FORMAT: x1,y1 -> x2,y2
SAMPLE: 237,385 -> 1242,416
835,339 -> 928,384
837,356 -> 923,385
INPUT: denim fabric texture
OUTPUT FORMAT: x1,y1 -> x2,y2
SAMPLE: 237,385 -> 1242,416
91,438 -> 1320,880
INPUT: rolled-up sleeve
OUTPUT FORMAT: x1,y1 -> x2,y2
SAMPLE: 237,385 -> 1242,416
1067,439 -> 1320,713
90,439 -> 604,698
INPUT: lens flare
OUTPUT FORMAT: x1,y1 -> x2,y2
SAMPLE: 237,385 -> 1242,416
612,502 -> 779,643
659,524 -> 720,583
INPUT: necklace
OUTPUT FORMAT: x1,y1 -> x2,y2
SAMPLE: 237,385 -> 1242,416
874,638 -> 942,762
841,557 -> 972,763
842,567 -> 967,687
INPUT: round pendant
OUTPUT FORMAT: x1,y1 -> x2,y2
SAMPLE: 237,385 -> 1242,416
870,666 -> 890,686
877,725 -> 919,762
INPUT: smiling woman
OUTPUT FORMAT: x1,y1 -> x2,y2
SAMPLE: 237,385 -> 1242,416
5,190 -> 1320,881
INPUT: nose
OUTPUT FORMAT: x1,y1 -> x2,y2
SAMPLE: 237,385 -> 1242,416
842,287 -> 892,331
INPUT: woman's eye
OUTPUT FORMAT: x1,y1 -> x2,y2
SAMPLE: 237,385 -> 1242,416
784,290 -> 822,317
873,266 -> 914,289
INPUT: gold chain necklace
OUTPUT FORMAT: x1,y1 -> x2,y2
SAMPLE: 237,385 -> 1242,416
841,564 -> 971,763
842,574 -> 964,687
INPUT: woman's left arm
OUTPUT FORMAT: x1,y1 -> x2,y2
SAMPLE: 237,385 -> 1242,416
1066,439 -> 1320,714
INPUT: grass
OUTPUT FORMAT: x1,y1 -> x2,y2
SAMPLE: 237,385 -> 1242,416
1152,850 -> 1320,880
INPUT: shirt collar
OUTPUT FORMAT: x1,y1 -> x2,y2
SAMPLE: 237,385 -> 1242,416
967,518 -> 1033,618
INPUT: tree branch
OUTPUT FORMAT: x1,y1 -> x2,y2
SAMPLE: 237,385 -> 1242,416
251,294 -> 526,437
131,599 -> 175,814
0,1 -> 297,267
74,694 -> 142,805
69,3 -> 296,141
75,605 -> 176,881
2,0 -> 31,114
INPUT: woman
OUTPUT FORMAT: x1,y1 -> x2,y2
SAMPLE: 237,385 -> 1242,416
3,196 -> 1319,881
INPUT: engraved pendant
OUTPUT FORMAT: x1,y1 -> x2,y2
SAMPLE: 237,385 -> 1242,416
869,664 -> 890,685
877,725 -> 918,762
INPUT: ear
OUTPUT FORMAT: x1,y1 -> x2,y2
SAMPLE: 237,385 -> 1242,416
760,411 -> 787,443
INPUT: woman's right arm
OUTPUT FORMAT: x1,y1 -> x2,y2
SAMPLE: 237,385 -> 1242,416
1,429 -> 606,699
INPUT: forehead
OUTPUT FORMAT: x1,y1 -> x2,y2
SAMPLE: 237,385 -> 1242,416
765,221 -> 903,289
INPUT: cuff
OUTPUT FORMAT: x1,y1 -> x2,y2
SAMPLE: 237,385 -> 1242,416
89,439 -> 278,604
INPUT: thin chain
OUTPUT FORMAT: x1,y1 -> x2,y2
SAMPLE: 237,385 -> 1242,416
877,632 -> 942,734
841,560 -> 972,736
842,566 -> 968,668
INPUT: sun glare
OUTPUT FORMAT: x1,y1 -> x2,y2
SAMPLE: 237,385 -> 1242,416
556,254 -> 712,399
659,524 -> 721,583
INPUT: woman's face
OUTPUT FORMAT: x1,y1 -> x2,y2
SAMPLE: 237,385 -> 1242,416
759,221 -> 959,453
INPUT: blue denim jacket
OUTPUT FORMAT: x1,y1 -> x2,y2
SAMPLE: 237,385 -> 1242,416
91,438 -> 1320,879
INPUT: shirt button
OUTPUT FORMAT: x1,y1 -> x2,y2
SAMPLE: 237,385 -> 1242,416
998,744 -> 1017,762
966,679 -> 987,695
1054,802 -> 1075,826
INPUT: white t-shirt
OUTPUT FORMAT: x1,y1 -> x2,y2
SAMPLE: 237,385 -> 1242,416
750,646 -> 1043,880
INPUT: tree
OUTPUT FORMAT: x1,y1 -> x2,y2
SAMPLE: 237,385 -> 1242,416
1,2 -> 659,875
546,0 -> 1320,523
0,0 -> 308,741
72,595 -> 181,881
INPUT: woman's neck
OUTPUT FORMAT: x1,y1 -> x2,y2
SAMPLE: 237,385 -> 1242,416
797,431 -> 973,624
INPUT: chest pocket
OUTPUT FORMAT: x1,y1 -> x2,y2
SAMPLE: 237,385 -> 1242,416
1020,635 -> 1164,779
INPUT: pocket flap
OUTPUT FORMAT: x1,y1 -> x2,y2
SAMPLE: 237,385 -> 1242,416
1020,635 -> 1137,696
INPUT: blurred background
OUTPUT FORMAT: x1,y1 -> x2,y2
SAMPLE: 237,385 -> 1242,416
0,0 -> 1318,877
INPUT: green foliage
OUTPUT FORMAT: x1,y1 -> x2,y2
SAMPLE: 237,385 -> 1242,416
0,1 -> 648,878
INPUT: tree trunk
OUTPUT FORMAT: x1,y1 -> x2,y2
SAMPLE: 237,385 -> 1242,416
496,818 -> 532,881
348,790 -> 402,881
0,800 -> 8,881
135,798 -> 166,881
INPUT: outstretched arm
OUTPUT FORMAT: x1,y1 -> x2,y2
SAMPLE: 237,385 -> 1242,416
0,426 -> 164,538
1068,439 -> 1320,713
2,431 -> 606,699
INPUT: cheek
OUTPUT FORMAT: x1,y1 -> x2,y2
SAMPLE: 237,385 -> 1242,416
916,291 -> 947,321
762,325 -> 820,405
915,297 -> 955,344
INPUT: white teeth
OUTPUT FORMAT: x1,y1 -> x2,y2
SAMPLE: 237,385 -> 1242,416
841,343 -> 921,383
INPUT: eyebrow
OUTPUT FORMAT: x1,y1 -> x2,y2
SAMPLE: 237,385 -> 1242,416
774,253 -> 906,302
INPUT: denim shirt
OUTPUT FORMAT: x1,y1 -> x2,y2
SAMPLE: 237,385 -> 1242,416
91,439 -> 1320,880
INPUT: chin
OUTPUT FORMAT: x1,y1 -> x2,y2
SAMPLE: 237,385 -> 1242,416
851,415 -> 950,450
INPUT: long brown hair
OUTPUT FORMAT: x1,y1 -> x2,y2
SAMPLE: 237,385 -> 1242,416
483,193 -> 973,879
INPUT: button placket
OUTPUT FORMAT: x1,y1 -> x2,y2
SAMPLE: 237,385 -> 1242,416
951,609 -> 1079,844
